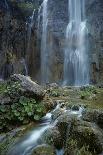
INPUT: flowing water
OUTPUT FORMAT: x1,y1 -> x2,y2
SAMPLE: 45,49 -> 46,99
26,9 -> 35,56
63,0 -> 89,86
8,104 -> 84,155
40,0 -> 49,84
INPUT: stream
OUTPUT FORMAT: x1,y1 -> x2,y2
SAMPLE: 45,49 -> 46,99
8,104 -> 84,155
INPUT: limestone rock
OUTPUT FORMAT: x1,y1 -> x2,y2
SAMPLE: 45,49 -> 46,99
11,74 -> 45,99
41,127 -> 63,149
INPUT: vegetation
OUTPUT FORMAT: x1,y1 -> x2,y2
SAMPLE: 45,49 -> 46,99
0,81 -> 46,132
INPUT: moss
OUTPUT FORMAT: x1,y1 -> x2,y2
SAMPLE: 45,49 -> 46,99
65,139 -> 93,155
32,145 -> 56,155
48,86 -> 103,110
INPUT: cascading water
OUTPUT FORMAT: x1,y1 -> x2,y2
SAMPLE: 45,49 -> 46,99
8,103 -> 84,155
26,9 -> 35,56
63,0 -> 89,86
40,0 -> 49,84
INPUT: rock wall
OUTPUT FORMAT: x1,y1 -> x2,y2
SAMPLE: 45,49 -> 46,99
0,0 -> 40,80
85,0 -> 103,84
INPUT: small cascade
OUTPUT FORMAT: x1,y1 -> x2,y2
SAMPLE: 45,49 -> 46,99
40,0 -> 49,84
4,0 -> 9,10
63,0 -> 89,86
20,58 -> 28,76
26,9 -> 35,55
56,149 -> 64,155
8,104 -> 84,155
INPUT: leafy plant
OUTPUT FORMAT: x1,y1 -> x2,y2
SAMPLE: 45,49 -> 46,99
50,90 -> 60,97
0,82 -> 46,132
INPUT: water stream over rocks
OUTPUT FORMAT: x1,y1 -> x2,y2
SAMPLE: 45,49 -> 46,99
8,104 -> 84,155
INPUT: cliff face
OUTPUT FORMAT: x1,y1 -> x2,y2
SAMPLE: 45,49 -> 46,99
85,0 -> 103,83
0,0 -> 103,84
0,0 -> 40,79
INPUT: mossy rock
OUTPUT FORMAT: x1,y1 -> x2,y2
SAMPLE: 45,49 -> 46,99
41,127 -> 63,149
68,125 -> 103,154
32,145 -> 56,155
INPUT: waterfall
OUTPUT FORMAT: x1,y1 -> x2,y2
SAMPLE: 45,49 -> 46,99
40,0 -> 49,84
26,9 -> 35,55
63,0 -> 89,86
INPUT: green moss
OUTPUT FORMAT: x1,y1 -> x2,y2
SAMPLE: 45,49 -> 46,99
65,139 -> 94,155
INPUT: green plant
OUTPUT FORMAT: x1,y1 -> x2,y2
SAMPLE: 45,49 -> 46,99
0,81 -> 46,132
80,86 -> 97,99
50,91 -> 60,97
77,146 -> 93,155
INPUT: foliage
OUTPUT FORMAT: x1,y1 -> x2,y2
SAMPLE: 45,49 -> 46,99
50,90 -> 60,97
0,81 -> 46,132
80,86 -> 97,99
77,146 -> 93,155
17,2 -> 34,11
66,139 -> 93,155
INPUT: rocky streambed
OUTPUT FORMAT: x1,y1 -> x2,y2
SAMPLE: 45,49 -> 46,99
0,75 -> 103,155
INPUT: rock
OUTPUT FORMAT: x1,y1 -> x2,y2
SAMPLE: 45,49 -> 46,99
49,83 -> 59,88
82,109 -> 103,129
41,127 -> 63,149
56,113 -> 79,143
71,105 -> 80,111
68,124 -> 103,154
11,74 -> 45,99
82,109 -> 99,122
32,145 -> 56,155
52,108 -> 65,121
97,112 -> 103,129
55,112 -> 103,154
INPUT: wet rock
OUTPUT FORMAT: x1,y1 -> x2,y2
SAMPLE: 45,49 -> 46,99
32,145 -> 56,155
56,112 -> 103,154
71,105 -> 80,111
42,127 -> 63,149
56,113 -> 79,143
52,108 -> 65,121
11,74 -> 45,99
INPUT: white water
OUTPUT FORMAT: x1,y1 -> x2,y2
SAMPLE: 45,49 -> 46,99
63,0 -> 89,86
20,58 -> 28,76
26,9 -> 35,55
8,104 -> 84,155
4,0 -> 9,9
41,0 -> 49,84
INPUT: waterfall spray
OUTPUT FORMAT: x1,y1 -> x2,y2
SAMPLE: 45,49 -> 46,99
63,0 -> 89,86
41,0 -> 49,84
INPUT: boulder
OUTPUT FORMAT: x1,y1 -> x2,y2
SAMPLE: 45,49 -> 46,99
41,127 -> 63,149
82,109 -> 99,122
56,113 -> 79,143
68,124 -> 103,154
82,109 -> 103,129
11,74 -> 45,99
